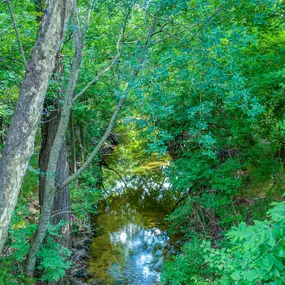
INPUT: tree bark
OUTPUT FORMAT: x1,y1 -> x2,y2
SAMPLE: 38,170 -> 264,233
51,141 -> 71,248
0,0 -> 73,253
38,58 -> 71,284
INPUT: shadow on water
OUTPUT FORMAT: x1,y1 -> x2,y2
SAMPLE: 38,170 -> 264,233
87,170 -> 175,285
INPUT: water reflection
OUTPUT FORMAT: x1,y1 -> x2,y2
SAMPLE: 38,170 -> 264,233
87,174 -> 173,285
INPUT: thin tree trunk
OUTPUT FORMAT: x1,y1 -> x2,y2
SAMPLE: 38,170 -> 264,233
39,111 -> 60,207
79,126 -> 85,163
0,0 -> 73,253
34,0 -> 71,249
38,58 -> 71,285
35,0 -> 71,270
52,141 -> 71,248
69,111 -> 77,173
38,110 -> 71,285
76,125 -> 85,164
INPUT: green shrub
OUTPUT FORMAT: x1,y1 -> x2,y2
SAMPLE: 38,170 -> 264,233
163,198 -> 285,284
203,199 -> 285,284
36,222 -> 72,282
161,238 -> 218,285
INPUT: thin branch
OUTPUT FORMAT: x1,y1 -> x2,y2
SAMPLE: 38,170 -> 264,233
51,198 -> 103,218
58,97 -> 125,190
72,60 -> 118,102
104,164 -> 129,190
6,0 -> 28,71
149,20 -> 171,38
83,0 -> 94,34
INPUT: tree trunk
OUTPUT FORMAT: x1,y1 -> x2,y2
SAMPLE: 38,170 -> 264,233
69,111 -> 77,174
39,110 -> 71,246
77,125 -> 85,164
52,141 -> 71,248
36,0 -> 71,256
34,1 -> 71,249
38,111 -> 71,285
0,0 -> 73,253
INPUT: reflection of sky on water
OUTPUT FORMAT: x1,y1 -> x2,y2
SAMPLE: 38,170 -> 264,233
107,224 -> 169,284
108,223 -> 168,285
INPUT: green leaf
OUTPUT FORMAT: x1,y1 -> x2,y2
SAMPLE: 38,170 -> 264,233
231,271 -> 241,281
243,270 -> 258,281
273,247 -> 285,258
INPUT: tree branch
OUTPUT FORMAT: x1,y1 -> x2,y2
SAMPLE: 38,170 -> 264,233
72,60 -> 118,102
58,97 -> 125,190
6,0 -> 28,71
104,164 -> 129,190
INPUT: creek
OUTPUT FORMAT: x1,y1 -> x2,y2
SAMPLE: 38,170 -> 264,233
87,172 -> 174,285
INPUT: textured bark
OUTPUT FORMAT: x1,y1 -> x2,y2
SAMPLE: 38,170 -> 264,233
38,82 -> 71,285
39,111 -> 60,207
52,142 -> 71,248
0,0 -> 73,253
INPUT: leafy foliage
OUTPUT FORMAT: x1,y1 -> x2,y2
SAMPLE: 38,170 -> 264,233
37,224 -> 72,282
163,199 -> 285,284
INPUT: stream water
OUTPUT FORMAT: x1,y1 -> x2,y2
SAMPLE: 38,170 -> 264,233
87,173 -> 173,285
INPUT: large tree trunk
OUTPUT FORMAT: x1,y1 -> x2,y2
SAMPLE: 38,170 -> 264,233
0,0 -> 73,252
